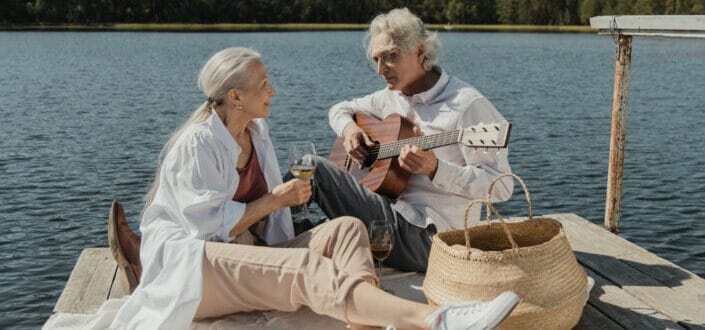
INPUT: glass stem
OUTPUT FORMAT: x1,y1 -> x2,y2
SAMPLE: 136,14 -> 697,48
378,259 -> 384,289
301,204 -> 308,219
301,177 -> 314,220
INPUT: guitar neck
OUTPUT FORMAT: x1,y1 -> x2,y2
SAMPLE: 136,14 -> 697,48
376,130 -> 461,159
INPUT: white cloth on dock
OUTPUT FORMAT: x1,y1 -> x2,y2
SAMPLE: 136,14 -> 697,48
43,297 -> 129,330
42,295 -> 347,330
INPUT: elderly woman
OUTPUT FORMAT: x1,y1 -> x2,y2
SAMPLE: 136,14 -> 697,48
108,47 -> 518,330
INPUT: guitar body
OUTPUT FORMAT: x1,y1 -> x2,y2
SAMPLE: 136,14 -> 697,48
328,113 -> 511,199
329,113 -> 416,198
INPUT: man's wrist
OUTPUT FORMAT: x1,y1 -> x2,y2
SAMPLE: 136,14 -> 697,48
428,158 -> 438,179
342,122 -> 358,138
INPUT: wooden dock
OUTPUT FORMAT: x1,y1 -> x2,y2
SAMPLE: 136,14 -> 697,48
45,213 -> 705,329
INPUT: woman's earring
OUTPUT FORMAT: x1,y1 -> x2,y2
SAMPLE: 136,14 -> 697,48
236,104 -> 243,110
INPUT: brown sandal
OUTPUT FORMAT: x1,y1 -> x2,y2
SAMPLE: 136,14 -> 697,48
108,200 -> 142,293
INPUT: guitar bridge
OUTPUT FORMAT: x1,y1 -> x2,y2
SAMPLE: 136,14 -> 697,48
343,154 -> 376,172
343,155 -> 352,170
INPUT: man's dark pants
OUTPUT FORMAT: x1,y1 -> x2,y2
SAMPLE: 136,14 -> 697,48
287,156 -> 435,273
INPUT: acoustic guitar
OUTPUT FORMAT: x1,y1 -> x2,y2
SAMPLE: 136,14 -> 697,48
329,113 -> 511,198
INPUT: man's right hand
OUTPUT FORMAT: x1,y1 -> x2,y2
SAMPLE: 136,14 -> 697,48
342,122 -> 376,165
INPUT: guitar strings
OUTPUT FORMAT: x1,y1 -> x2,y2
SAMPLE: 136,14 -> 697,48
370,130 -> 461,160
362,124 -> 503,162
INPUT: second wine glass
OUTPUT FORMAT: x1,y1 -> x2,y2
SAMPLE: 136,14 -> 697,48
288,142 -> 317,221
369,221 -> 394,292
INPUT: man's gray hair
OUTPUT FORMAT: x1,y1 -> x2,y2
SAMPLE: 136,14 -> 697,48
366,8 -> 441,71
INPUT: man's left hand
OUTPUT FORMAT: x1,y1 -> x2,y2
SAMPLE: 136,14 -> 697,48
399,144 -> 438,179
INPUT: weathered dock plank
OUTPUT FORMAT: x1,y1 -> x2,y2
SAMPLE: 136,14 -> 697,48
108,267 -> 129,300
590,15 -> 705,39
53,248 -> 118,314
551,213 -> 705,328
575,303 -> 625,330
557,213 -> 705,289
583,267 -> 684,329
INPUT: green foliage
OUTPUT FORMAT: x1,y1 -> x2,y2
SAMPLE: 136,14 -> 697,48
633,0 -> 654,14
1,0 -> 703,25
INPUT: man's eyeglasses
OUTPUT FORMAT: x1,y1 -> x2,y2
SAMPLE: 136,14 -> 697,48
368,48 -> 401,72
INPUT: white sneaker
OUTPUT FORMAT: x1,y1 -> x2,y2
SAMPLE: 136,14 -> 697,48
585,276 -> 595,305
425,291 -> 520,330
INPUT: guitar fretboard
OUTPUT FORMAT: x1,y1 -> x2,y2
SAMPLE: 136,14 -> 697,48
373,130 -> 461,160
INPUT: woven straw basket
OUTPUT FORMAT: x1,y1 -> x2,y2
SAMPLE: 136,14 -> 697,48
423,173 -> 587,330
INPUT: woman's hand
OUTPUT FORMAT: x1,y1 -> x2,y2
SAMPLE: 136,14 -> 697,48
229,181 -> 309,238
272,179 -> 312,207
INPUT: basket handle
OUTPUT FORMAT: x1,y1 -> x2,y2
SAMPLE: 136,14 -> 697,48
486,173 -> 532,221
462,199 -> 519,251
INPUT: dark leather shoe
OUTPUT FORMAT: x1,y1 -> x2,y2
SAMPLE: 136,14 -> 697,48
108,200 -> 142,293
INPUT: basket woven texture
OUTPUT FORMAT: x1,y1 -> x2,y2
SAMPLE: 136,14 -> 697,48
423,173 -> 587,330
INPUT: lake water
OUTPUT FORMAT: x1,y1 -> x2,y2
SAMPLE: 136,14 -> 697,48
1,31 -> 704,328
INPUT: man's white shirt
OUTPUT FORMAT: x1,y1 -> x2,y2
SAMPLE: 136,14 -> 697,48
329,68 -> 513,231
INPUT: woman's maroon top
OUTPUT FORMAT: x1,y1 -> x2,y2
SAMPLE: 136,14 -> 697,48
233,147 -> 268,203
232,146 -> 268,244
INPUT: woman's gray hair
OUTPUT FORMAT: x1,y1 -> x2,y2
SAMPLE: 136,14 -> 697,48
198,47 -> 262,107
144,47 -> 261,208
366,8 -> 441,71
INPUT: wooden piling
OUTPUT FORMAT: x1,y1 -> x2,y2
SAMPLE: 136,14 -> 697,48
604,34 -> 632,233
591,15 -> 705,233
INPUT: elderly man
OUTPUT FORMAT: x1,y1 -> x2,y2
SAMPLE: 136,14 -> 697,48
307,8 -> 513,272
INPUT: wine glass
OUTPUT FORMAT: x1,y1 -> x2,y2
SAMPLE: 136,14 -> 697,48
369,221 -> 394,291
288,142 -> 317,221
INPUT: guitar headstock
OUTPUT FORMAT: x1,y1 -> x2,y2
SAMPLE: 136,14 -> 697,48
460,121 -> 511,149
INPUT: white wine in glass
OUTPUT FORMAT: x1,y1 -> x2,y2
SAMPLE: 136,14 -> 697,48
369,221 -> 394,291
288,142 -> 317,220
289,165 -> 316,180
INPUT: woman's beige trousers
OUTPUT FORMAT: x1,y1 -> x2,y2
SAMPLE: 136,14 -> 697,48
194,217 -> 377,322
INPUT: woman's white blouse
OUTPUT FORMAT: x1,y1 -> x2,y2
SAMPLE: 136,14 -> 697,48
110,110 -> 294,329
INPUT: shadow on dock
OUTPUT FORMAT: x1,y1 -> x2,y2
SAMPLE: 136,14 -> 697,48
576,251 -> 705,329
576,251 -> 693,287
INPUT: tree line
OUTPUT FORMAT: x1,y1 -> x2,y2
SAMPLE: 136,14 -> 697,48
2,0 -> 705,25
